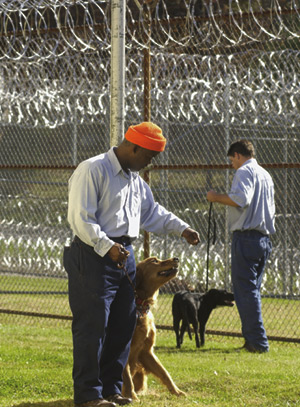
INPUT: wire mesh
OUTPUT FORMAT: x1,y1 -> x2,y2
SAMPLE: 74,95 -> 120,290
0,0 -> 300,342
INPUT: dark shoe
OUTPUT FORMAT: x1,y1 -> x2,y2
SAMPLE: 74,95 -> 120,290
75,399 -> 117,407
106,394 -> 132,405
243,341 -> 268,353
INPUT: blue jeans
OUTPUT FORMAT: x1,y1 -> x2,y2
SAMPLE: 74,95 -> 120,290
63,237 -> 137,404
231,230 -> 272,351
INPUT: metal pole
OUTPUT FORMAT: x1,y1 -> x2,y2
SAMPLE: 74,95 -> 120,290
224,74 -> 230,289
142,3 -> 152,258
143,48 -> 151,121
143,46 -> 151,259
110,0 -> 126,147
72,97 -> 78,166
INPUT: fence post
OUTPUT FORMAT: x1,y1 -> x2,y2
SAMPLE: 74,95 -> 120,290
224,74 -> 230,289
110,0 -> 126,147
143,45 -> 151,259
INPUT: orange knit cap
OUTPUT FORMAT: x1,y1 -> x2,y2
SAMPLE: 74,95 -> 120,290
125,122 -> 166,152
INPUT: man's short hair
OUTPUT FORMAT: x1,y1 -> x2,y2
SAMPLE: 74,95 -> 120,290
227,140 -> 255,158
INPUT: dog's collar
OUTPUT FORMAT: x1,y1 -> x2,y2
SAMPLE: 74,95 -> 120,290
135,296 -> 150,318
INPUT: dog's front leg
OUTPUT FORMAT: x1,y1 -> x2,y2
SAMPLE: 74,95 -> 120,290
122,363 -> 139,401
139,351 -> 186,397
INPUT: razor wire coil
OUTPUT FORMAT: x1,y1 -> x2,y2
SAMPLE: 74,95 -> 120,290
0,1 -> 299,61
1,49 -> 299,128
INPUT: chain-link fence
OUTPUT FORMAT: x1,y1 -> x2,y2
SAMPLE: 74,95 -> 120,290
0,0 -> 300,343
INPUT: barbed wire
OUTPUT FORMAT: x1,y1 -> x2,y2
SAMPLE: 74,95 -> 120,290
1,49 -> 299,128
0,1 -> 299,127
0,0 -> 299,60
149,50 -> 300,127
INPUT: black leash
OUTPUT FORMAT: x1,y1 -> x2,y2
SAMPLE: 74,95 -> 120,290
206,202 -> 216,292
122,262 -> 151,318
121,262 -> 136,294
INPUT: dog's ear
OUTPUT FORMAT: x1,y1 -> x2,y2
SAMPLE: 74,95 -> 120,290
135,266 -> 142,288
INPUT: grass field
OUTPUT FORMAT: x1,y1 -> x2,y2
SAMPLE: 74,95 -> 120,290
0,321 -> 299,407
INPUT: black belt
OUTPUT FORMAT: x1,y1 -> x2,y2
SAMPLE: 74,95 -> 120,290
74,235 -> 132,247
109,236 -> 133,246
233,230 -> 269,238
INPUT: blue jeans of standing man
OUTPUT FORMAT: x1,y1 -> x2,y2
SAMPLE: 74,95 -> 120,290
63,236 -> 137,405
231,230 -> 272,352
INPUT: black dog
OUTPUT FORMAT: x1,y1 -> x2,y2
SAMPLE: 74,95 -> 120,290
172,289 -> 234,348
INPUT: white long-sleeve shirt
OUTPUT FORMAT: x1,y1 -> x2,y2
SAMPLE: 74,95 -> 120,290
67,147 -> 189,256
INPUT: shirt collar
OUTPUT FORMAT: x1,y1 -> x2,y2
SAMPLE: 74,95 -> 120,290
241,158 -> 256,168
107,147 -> 138,180
107,147 -> 123,176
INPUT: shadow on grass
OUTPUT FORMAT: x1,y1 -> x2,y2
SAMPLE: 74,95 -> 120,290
155,345 -> 244,354
12,400 -> 73,407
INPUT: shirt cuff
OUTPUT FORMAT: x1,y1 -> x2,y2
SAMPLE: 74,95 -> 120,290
177,223 -> 190,237
94,237 -> 115,257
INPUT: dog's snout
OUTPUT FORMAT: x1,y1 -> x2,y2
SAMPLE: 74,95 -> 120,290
173,257 -> 179,262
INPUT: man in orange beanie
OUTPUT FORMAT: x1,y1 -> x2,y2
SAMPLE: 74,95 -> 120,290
64,122 -> 200,407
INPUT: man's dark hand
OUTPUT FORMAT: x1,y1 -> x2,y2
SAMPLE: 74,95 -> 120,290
181,227 -> 200,245
108,243 -> 130,268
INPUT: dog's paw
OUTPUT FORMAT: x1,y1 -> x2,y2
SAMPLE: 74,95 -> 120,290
130,392 -> 140,401
122,390 -> 139,401
177,389 -> 187,397
169,387 -> 186,397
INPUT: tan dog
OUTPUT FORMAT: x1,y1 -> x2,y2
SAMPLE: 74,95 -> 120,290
122,256 -> 186,401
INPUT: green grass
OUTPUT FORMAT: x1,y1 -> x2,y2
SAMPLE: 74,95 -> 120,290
0,322 -> 299,407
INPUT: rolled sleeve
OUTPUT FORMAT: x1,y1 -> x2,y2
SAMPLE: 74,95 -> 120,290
94,237 -> 115,257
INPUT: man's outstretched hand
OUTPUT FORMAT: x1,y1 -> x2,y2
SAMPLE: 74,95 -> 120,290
181,228 -> 200,246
